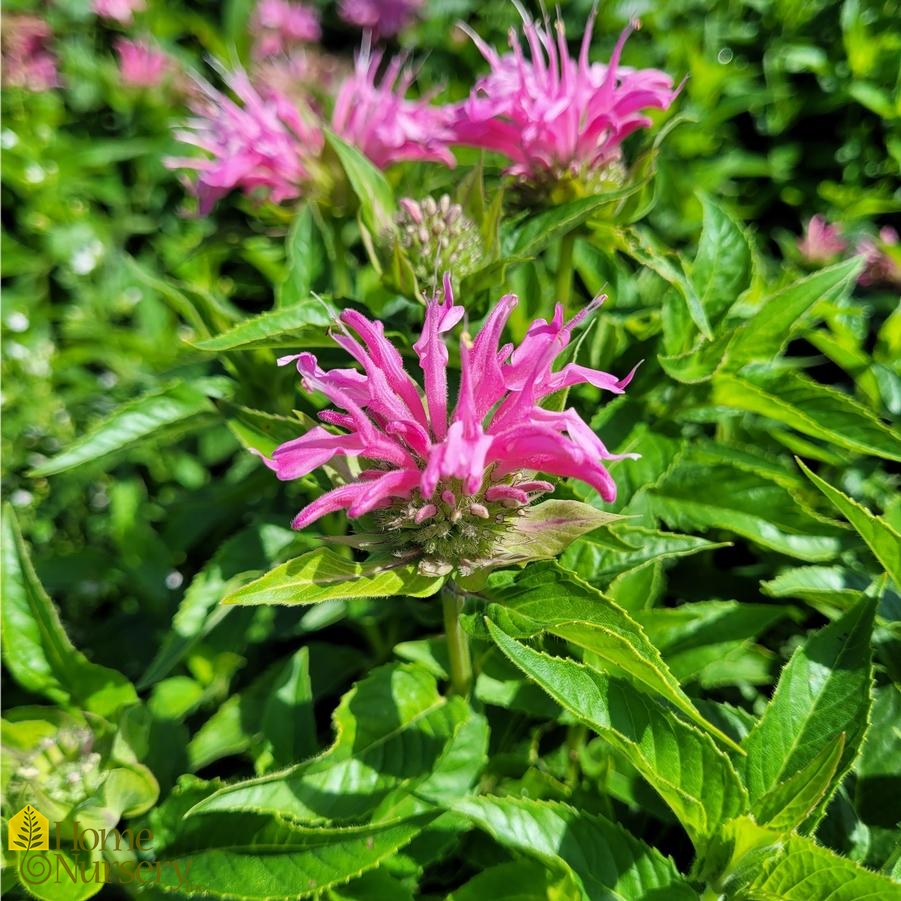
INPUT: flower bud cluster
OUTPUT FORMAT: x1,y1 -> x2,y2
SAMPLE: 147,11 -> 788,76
373,473 -> 553,575
8,728 -> 106,813
394,195 -> 483,290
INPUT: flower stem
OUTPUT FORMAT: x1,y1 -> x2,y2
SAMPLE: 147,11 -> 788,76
442,581 -> 473,696
556,229 -> 577,316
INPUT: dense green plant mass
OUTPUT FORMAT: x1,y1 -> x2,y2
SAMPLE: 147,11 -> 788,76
2,1 -> 900,900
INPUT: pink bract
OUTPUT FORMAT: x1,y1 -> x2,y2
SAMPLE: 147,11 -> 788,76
331,49 -> 456,169
797,215 -> 848,263
453,6 -> 679,181
167,71 -> 323,214
1,14 -> 60,91
92,0 -> 146,25
115,38 -> 171,88
257,278 -> 637,533
252,0 -> 321,59
338,0 -> 424,38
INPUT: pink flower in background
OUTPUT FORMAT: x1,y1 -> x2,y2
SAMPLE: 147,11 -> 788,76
338,0 -> 424,38
332,49 -> 456,169
453,8 -> 679,182
92,0 -> 146,24
857,227 -> 901,288
167,71 -> 323,214
257,278 -> 636,566
797,215 -> 848,263
115,38 -> 171,88
1,15 -> 60,91
252,0 -> 321,59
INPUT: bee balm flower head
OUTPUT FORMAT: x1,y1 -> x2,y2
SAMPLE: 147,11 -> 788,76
256,279 -> 637,575
454,4 -> 679,197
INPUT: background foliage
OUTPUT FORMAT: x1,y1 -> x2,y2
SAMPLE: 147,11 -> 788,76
2,0 -> 900,899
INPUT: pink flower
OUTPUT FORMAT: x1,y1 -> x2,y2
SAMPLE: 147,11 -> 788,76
331,49 -> 456,169
857,227 -> 901,288
797,215 -> 848,264
1,15 -> 60,91
115,38 -> 171,88
453,8 -> 679,182
167,70 -> 323,214
92,0 -> 146,25
338,0 -> 424,38
252,0 -> 321,59
256,279 -> 636,571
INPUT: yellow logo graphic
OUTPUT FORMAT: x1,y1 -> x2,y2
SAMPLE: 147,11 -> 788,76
9,805 -> 49,852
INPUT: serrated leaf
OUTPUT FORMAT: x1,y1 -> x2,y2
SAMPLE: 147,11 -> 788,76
798,459 -> 901,585
724,258 -> 861,367
486,561 -> 740,751
713,370 -> 901,463
754,734 -> 845,832
189,664 -> 473,824
691,194 -> 752,322
448,860 -> 577,901
454,796 -> 698,900
277,205 -> 319,307
259,646 -> 317,768
563,523 -> 726,581
645,462 -> 845,561
224,548 -> 445,605
222,402 -> 315,458
29,378 -> 231,476
856,685 -> 901,829
760,565 -> 867,612
743,597 -> 875,823
156,812 -> 435,900
504,193 -> 631,258
193,301 -> 335,351
485,620 -> 748,848
1,507 -> 137,717
747,833 -> 901,900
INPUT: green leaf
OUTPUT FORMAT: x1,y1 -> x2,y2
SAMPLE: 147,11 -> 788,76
224,548 -> 445,606
626,227 -> 712,340
193,301 -> 335,352
448,860 -> 578,901
723,258 -> 862,368
713,370 -> 901,463
487,562 -> 740,751
691,194 -> 752,322
189,663 -> 473,824
277,205 -> 319,307
485,620 -> 748,848
454,796 -> 699,900
760,565 -> 867,612
259,646 -> 317,769
156,812 -> 435,900
747,833 -> 901,900
29,378 -> 231,476
504,193 -> 631,258
221,402 -> 312,458
325,130 -> 396,235
798,459 -> 901,585
743,597 -> 876,823
562,525 -> 727,580
1,508 -> 137,718
856,684 -> 901,829
754,734 -> 845,833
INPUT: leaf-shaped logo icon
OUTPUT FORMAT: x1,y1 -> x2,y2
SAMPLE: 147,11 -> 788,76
9,805 -> 49,852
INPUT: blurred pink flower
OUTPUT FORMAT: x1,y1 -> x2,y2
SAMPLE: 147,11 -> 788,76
115,38 -> 171,88
332,49 -> 456,169
1,14 -> 60,91
252,0 -> 321,59
453,7 -> 679,182
797,215 -> 848,263
857,227 -> 901,288
257,278 -> 636,559
338,0 -> 424,38
92,0 -> 146,24
167,70 -> 323,214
